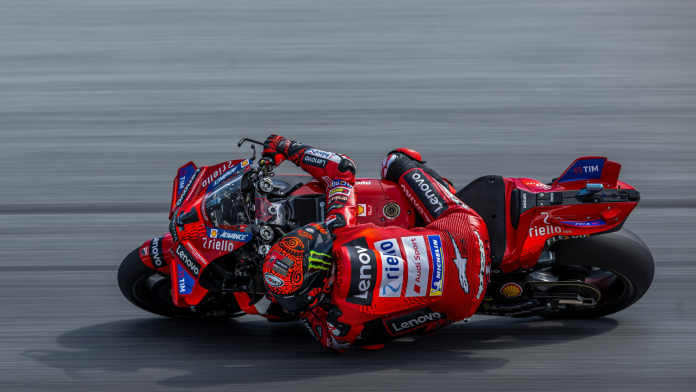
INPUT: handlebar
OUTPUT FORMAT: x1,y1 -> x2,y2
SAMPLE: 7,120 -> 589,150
238,137 -> 275,172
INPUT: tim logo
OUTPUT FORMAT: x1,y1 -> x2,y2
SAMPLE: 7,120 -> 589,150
558,158 -> 605,183
574,165 -> 599,174
176,164 -> 196,196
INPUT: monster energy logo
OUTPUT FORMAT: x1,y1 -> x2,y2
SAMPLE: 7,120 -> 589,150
308,251 -> 332,271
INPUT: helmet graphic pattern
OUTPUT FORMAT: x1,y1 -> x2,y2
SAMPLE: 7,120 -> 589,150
263,235 -> 306,295
262,222 -> 335,315
309,222 -> 329,235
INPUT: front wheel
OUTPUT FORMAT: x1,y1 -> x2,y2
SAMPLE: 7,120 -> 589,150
537,229 -> 654,318
117,248 -> 245,319
117,248 -> 192,317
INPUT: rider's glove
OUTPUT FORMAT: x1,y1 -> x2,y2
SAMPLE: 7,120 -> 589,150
261,134 -> 288,166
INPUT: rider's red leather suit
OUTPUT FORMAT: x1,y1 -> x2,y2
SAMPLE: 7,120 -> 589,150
264,139 -> 491,353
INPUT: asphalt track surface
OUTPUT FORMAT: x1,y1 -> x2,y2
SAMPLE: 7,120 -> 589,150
2,1 -> 696,391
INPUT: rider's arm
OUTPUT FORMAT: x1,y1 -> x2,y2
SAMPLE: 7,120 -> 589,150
262,135 -> 358,231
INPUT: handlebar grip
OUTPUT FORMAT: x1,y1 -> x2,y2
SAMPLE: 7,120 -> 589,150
258,157 -> 274,167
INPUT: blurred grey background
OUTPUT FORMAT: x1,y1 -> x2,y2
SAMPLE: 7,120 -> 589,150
1,0 -> 695,391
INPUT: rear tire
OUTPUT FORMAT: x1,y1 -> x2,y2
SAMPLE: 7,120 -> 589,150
542,229 -> 654,318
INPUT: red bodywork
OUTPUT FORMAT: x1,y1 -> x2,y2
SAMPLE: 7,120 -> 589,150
138,155 -> 639,313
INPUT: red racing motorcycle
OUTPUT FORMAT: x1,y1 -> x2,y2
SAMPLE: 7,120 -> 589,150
118,138 -> 654,320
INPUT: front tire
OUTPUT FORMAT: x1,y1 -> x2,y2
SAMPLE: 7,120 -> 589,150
542,229 -> 654,318
117,248 -> 189,318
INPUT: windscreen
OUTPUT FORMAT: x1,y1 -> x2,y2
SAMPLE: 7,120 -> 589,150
204,176 -> 246,229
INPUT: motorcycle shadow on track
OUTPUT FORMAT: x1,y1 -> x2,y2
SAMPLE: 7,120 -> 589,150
24,316 -> 618,388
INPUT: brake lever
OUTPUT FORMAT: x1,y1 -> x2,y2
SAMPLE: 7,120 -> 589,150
238,138 -> 264,162
238,138 -> 265,147
250,145 -> 256,161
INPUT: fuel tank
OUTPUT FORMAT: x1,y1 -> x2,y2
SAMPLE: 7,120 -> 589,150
283,176 -> 417,229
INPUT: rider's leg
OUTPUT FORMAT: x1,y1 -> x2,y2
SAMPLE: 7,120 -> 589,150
381,150 -> 456,194
381,150 -> 491,319
381,151 -> 462,223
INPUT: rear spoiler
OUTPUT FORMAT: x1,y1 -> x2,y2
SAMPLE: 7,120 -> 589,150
552,156 -> 621,187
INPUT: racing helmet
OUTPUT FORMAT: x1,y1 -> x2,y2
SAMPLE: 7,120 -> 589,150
263,222 -> 334,315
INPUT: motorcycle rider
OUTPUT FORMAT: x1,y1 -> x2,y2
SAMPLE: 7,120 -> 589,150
260,135 -> 491,353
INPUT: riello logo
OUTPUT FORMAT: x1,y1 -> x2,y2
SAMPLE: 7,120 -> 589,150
200,161 -> 233,188
529,224 -> 570,237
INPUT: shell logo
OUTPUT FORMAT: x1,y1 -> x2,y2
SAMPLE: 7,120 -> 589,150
210,229 -> 218,238
500,283 -> 523,298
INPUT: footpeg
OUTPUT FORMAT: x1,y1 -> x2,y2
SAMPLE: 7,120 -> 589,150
547,295 -> 596,310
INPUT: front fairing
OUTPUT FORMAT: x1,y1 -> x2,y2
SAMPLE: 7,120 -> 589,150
167,158 -> 254,307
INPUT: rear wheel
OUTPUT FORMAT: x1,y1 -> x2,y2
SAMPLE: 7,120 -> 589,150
539,229 -> 654,318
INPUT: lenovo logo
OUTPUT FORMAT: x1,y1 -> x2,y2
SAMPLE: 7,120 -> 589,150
345,237 -> 377,306
176,244 -> 200,277
385,307 -> 442,335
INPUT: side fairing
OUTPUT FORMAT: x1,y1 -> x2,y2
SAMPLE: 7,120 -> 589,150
139,233 -> 174,274
169,199 -> 253,307
170,162 -> 197,219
